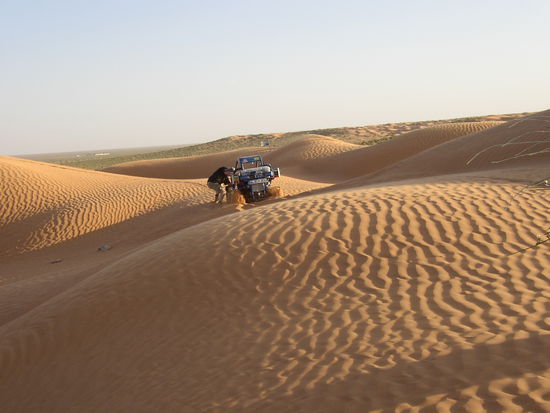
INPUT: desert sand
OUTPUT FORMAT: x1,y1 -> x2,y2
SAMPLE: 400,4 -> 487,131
0,111 -> 549,412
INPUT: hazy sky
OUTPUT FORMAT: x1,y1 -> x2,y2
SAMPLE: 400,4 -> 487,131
1,0 -> 549,155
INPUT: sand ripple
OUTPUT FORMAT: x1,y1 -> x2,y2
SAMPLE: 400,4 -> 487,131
0,111 -> 548,412
0,157 -> 209,254
1,175 -> 548,412
275,122 -> 504,182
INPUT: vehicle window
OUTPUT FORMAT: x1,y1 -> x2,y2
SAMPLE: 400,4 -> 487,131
242,161 -> 260,169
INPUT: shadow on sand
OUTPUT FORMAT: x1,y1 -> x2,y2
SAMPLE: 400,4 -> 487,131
254,333 -> 550,412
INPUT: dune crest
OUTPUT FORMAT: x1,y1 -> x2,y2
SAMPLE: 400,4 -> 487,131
0,110 -> 548,412
104,122 -> 502,183
265,134 -> 361,164
1,176 -> 548,412
0,156 -> 209,255
103,147 -> 272,179
276,121 -> 504,182
357,111 -> 550,184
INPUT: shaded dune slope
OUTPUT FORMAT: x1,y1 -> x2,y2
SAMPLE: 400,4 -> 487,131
1,111 -> 548,412
103,134 -> 358,181
103,123 -> 500,183
105,135 -> 359,183
0,155 -> 332,258
0,177 -> 548,412
356,111 -> 550,185
0,156 -> 210,255
271,122 -> 504,182
103,147 -> 271,179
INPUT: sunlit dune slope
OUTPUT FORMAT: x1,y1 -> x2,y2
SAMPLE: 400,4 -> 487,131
265,134 -> 361,165
0,174 -> 548,412
104,123 -> 501,183
1,111 -> 548,412
104,135 -> 358,183
276,121 -> 504,182
103,134 -> 358,181
103,147 -> 271,179
357,111 -> 550,184
0,156 -> 210,255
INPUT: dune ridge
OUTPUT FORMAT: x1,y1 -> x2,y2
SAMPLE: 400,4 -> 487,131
0,156 -> 210,255
0,155 -> 332,258
276,121 -> 505,182
103,122 -> 502,183
0,110 -> 548,412
103,147 -> 272,179
356,111 -> 550,185
0,176 -> 548,412
265,134 -> 361,164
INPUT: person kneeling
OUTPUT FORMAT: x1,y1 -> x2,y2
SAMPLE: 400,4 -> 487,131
207,166 -> 232,204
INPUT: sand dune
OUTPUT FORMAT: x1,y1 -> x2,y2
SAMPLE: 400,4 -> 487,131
265,134 -> 361,164
103,147 -> 271,179
0,111 -> 548,412
1,176 -> 548,412
275,121 -> 505,182
358,112 -> 550,184
104,123 -> 500,183
0,154 -> 334,258
0,156 -> 211,255
103,134 -> 359,181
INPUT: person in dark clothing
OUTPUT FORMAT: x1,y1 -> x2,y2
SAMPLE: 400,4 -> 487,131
207,166 -> 232,203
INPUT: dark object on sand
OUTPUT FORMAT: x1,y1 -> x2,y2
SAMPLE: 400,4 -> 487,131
230,155 -> 281,203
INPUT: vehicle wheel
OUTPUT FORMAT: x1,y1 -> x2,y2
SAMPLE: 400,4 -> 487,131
243,190 -> 254,203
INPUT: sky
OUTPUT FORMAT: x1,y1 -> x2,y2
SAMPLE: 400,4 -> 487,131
1,0 -> 549,155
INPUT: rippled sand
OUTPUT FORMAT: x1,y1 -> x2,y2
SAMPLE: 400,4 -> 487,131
0,111 -> 548,412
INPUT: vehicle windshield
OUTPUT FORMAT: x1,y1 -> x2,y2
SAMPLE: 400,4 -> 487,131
241,161 -> 262,169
